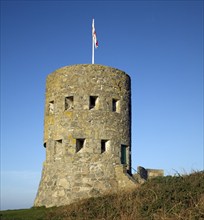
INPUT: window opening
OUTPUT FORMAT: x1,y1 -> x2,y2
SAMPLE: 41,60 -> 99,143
112,99 -> 119,112
89,96 -> 98,109
55,139 -> 63,160
76,139 -> 85,153
121,145 -> 127,165
101,140 -> 107,153
56,139 -> 62,144
49,101 -> 54,114
65,96 -> 74,110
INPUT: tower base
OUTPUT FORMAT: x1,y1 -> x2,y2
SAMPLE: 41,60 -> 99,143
34,161 -> 137,207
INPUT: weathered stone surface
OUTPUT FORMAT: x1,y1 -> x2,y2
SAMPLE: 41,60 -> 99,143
34,64 -> 137,208
134,166 -> 164,183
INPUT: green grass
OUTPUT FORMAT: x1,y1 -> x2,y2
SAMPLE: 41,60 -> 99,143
1,171 -> 204,220
0,207 -> 49,220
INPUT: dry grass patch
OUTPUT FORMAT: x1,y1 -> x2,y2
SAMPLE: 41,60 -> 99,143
1,172 -> 203,220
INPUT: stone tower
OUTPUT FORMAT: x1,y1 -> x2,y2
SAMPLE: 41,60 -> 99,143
34,64 -> 136,207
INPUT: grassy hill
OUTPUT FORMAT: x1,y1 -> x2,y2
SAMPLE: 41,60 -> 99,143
1,171 -> 204,220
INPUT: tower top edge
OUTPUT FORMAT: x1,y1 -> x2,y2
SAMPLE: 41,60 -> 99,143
48,64 -> 130,78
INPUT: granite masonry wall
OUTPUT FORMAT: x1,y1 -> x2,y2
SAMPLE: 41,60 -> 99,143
34,64 -> 137,207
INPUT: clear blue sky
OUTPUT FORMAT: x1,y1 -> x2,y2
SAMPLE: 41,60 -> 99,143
1,0 -> 203,210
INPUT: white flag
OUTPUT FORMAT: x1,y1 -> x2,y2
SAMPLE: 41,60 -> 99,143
92,19 -> 98,48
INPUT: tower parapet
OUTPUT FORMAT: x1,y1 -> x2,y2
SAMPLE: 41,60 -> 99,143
34,64 -> 136,207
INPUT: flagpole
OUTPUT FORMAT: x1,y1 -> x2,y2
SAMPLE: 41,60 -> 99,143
92,19 -> 94,64
92,33 -> 94,64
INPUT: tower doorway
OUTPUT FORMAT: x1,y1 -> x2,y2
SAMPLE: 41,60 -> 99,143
121,145 -> 127,165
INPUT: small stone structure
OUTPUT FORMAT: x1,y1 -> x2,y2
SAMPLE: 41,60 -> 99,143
135,166 -> 164,183
146,168 -> 164,179
34,64 -> 137,207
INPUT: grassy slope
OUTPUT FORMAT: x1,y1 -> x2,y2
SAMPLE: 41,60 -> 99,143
1,172 -> 204,220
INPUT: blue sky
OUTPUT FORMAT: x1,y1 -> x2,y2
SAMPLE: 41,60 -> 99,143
1,0 -> 203,210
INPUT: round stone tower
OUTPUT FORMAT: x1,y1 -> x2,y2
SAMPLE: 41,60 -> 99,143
34,64 -> 136,207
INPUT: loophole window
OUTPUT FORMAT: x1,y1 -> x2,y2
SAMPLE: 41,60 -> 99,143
76,139 -> 85,153
48,101 -> 54,114
101,140 -> 110,153
89,96 -> 98,109
112,99 -> 120,113
65,96 -> 74,110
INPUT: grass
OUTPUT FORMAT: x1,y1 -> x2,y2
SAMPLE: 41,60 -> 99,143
1,171 -> 204,220
0,207 -> 49,220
